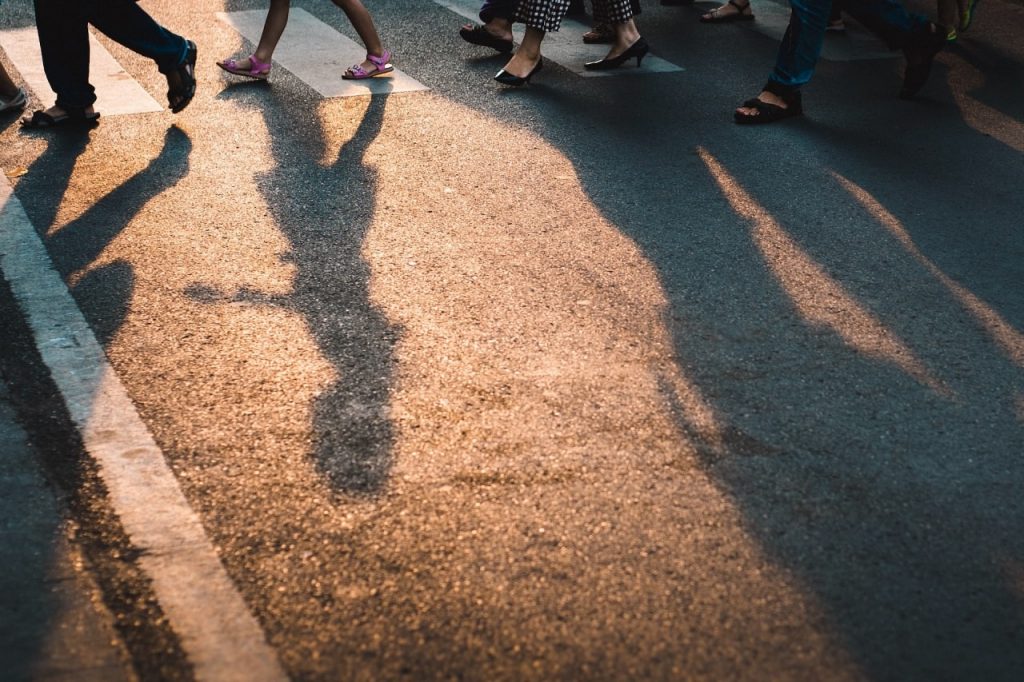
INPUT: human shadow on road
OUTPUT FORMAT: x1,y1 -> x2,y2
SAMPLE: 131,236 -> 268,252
16,126 -> 192,346
206,84 -> 398,496
432,21 -> 1024,679
949,38 -> 1024,127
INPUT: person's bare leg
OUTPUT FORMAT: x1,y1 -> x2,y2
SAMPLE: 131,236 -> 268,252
219,0 -> 289,71
500,25 -> 543,78
333,0 -> 387,74
253,0 -> 290,62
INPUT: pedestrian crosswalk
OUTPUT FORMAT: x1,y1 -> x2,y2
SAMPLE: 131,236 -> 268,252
0,2 -> 898,120
216,8 -> 429,98
436,0 -> 685,77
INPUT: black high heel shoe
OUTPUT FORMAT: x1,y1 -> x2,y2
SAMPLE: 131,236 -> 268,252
584,37 -> 649,71
494,57 -> 544,86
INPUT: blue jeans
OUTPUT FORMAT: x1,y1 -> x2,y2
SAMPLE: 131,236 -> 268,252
767,0 -> 931,93
33,0 -> 188,109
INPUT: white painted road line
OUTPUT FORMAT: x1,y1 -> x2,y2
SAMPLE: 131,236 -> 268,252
0,177 -> 288,682
436,0 -> 684,77
717,0 -> 900,61
217,8 -> 429,97
0,28 -> 164,116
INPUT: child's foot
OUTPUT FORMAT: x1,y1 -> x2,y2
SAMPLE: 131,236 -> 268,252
343,50 -> 394,80
217,54 -> 271,80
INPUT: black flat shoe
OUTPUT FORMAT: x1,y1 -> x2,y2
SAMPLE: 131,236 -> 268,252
584,37 -> 649,70
494,58 -> 543,86
459,25 -> 514,54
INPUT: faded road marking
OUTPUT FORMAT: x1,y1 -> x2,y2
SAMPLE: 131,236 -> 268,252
0,176 -> 287,682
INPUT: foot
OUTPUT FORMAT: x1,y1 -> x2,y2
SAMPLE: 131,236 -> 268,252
217,54 -> 272,77
343,50 -> 394,80
167,39 -> 198,113
735,89 -> 786,119
21,103 -> 99,128
462,22 -> 512,44
500,50 -> 541,80
701,0 -> 753,21
582,23 -> 614,44
602,32 -> 643,61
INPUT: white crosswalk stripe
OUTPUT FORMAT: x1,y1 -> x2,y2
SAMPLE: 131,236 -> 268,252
435,0 -> 685,77
216,8 -> 429,97
0,27 -> 163,116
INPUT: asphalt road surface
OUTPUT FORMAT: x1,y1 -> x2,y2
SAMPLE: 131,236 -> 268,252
1,0 -> 1023,679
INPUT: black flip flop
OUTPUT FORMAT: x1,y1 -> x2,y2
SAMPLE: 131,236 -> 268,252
734,96 -> 803,125
21,109 -> 100,129
459,25 -> 514,54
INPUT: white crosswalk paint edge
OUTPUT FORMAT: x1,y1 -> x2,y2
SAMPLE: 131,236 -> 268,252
0,176 -> 288,682
0,27 -> 163,116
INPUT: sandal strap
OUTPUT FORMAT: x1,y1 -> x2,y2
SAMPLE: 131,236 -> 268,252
727,0 -> 751,11
367,50 -> 391,69
248,54 -> 271,72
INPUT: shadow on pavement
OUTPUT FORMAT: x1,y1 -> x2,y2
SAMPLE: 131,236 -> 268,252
16,125 -> 192,346
434,18 -> 1024,679
203,83 -> 399,496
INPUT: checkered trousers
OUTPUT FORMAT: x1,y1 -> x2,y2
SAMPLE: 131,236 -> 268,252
593,0 -> 638,24
514,0 -> 571,31
514,0 -> 637,31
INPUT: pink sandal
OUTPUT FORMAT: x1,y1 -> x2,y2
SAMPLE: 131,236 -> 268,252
342,50 -> 394,80
217,54 -> 271,80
